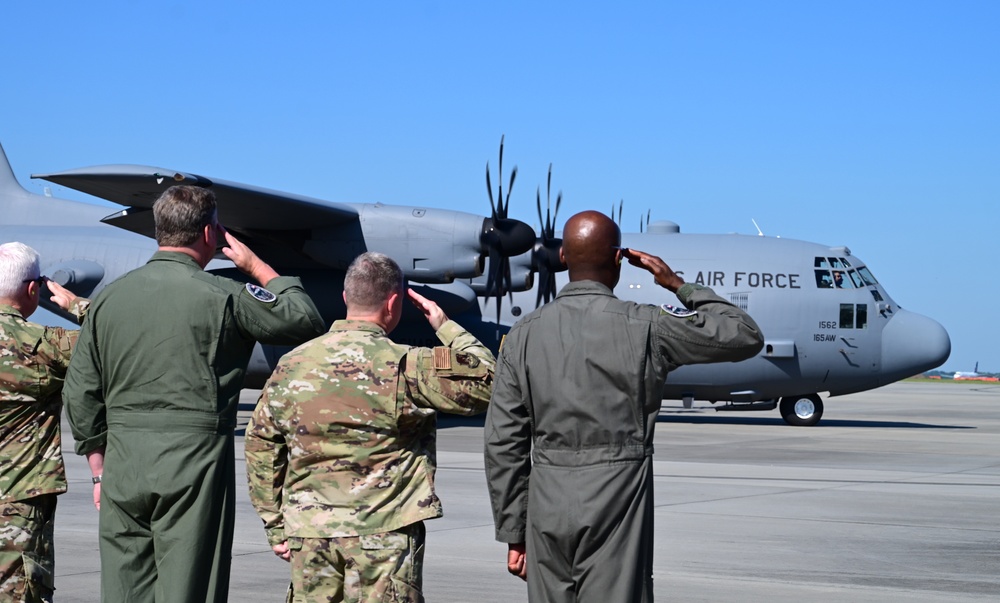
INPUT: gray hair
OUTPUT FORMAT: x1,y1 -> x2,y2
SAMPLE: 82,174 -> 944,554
344,252 -> 404,312
153,185 -> 217,247
0,242 -> 40,299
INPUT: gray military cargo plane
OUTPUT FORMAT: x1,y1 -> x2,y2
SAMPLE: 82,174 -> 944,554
0,141 -> 950,426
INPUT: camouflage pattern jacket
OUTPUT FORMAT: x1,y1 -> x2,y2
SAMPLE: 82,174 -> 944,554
0,300 -> 88,503
245,319 -> 494,544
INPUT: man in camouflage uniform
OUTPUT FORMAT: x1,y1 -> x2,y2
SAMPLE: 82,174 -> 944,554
485,211 -> 764,602
63,186 -> 326,603
0,242 -> 88,602
246,252 -> 495,603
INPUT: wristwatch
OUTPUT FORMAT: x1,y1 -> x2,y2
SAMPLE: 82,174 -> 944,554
92,475 -> 102,484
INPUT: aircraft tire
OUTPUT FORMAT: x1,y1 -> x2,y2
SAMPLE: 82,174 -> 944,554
779,394 -> 823,426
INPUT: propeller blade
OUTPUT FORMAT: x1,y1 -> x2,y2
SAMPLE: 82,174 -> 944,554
536,187 -> 544,235
483,247 -> 500,299
535,265 -> 548,308
502,166 -> 517,218
485,163 -> 497,218
544,164 -> 558,240
498,136 -> 504,216
547,163 -> 552,194
552,192 -> 562,238
494,285 -> 503,339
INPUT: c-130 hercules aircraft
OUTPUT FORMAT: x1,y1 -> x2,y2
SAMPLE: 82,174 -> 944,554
0,139 -> 949,426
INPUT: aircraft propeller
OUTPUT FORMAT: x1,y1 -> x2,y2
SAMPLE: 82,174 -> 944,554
481,136 -> 536,325
533,163 -> 564,307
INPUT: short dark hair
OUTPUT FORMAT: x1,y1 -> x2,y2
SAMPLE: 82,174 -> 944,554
344,252 -> 404,312
153,185 -> 217,247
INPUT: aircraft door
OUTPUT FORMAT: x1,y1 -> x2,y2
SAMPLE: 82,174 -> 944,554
835,300 -> 880,374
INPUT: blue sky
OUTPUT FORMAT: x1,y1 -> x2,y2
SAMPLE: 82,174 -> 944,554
3,1 -> 997,372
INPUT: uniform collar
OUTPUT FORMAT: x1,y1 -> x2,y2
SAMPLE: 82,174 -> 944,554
555,280 -> 616,299
330,319 -> 387,336
149,250 -> 202,268
0,303 -> 25,319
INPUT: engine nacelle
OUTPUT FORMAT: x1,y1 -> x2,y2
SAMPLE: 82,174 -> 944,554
301,204 -> 488,283
45,259 -> 106,297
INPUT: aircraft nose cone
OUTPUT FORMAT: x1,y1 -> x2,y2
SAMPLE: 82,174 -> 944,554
881,309 -> 951,379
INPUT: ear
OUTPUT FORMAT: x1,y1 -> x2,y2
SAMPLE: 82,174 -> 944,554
559,246 -> 566,265
386,291 -> 400,315
203,224 -> 215,246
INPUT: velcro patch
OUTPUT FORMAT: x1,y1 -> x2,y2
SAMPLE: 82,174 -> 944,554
433,347 -> 452,370
246,283 -> 277,303
660,303 -> 697,318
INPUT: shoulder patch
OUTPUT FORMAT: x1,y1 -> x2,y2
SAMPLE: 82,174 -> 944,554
660,303 -> 697,318
433,346 -> 452,370
246,283 -> 277,303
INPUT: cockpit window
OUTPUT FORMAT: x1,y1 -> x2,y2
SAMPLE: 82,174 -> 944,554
830,270 -> 848,288
847,270 -> 863,288
815,257 -> 879,289
857,266 -> 878,286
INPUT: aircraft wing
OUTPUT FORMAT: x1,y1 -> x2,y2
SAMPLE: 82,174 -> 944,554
32,164 -> 359,239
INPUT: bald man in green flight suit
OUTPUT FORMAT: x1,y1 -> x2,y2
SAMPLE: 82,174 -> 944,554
485,210 -> 764,602
63,185 -> 325,603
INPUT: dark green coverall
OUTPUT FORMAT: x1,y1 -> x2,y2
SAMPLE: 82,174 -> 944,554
485,281 -> 763,603
63,251 -> 325,603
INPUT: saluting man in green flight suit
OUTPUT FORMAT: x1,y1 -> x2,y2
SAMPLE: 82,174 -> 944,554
63,185 -> 326,603
485,211 -> 764,603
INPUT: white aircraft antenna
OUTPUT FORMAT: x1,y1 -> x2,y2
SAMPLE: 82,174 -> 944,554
751,218 -> 764,236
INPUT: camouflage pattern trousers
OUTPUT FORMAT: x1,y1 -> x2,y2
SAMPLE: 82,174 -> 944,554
0,494 -> 56,603
287,522 -> 425,603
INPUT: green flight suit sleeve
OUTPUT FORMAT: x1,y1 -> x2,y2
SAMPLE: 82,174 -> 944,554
654,283 -> 764,368
483,334 -> 532,544
63,310 -> 107,455
244,384 -> 289,547
232,276 -> 326,345
401,320 -> 495,416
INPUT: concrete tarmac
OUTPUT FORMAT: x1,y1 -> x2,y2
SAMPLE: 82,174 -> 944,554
52,381 -> 1000,601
